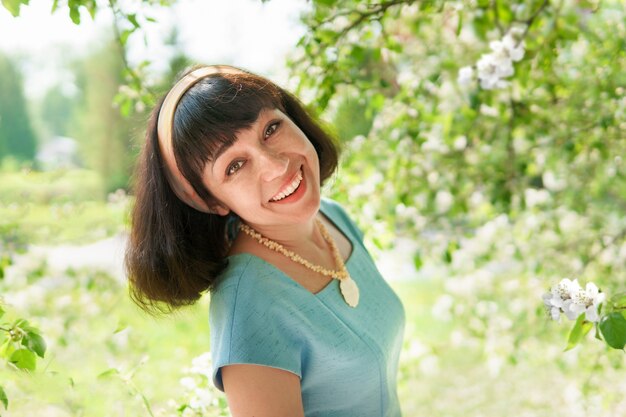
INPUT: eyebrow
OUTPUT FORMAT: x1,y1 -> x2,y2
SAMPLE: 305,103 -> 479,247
210,140 -> 236,165
210,114 -> 276,168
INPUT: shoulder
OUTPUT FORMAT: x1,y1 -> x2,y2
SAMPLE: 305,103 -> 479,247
209,254 -> 304,332
320,197 -> 348,218
210,254 -> 281,310
320,197 -> 364,241
209,255 -> 304,392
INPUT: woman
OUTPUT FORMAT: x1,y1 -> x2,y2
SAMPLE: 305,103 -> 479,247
125,65 -> 406,417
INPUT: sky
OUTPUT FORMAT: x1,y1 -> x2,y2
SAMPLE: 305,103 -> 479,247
0,0 -> 308,98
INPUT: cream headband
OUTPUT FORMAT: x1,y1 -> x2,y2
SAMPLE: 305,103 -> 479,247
156,65 -> 246,213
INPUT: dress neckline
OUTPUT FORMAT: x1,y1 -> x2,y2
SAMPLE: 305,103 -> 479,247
226,202 -> 356,297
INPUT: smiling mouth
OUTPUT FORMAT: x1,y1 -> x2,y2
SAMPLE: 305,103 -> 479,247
270,169 -> 303,202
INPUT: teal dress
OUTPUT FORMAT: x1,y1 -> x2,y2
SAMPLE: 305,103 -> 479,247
209,199 -> 406,416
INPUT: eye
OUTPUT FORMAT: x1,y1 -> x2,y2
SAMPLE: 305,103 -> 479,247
264,121 -> 281,139
226,160 -> 244,176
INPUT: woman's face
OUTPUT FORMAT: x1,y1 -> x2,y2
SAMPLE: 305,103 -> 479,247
202,107 -> 321,230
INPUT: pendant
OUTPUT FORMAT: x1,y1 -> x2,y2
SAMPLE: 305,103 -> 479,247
339,276 -> 360,307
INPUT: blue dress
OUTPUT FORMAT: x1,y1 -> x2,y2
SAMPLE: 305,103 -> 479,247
209,199 -> 406,416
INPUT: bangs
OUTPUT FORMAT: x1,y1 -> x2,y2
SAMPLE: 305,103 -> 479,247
170,73 -> 284,201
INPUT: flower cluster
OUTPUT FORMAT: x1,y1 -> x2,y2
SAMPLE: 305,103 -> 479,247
166,352 -> 230,417
458,28 -> 526,90
542,278 -> 605,322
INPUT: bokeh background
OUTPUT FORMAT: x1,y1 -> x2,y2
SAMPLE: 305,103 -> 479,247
1,0 -> 625,416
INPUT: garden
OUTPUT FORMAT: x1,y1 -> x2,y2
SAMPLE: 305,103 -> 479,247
1,0 -> 626,416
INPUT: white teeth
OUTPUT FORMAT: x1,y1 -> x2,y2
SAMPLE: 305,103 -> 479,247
271,171 -> 303,202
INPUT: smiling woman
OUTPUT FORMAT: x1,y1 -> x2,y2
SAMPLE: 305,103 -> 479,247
125,65 -> 406,417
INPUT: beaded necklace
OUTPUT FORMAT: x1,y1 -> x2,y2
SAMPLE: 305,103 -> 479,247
238,218 -> 360,307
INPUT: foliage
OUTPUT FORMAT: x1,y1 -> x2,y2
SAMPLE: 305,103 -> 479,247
544,278 -> 626,351
0,219 -> 47,415
70,41 -> 143,193
0,168 -> 104,204
294,0 -> 625,221
0,169 -> 128,245
39,84 -> 78,138
0,53 -> 38,162
289,0 -> 626,358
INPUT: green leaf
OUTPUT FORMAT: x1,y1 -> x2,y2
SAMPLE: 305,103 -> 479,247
444,240 -> 458,264
595,323 -> 603,340
113,322 -> 127,334
599,312 -> 626,350
120,29 -> 134,46
86,0 -> 96,19
564,314 -> 592,351
316,29 -> 336,45
0,339 -> 15,359
0,305 -> 4,320
13,319 -> 36,333
609,292 -> 626,310
127,13 -> 139,29
0,384 -> 7,410
0,254 -> 10,279
119,98 -> 132,117
9,349 -> 36,371
413,252 -> 423,271
97,368 -> 120,379
316,0 -> 337,7
68,2 -> 80,24
21,331 -> 46,358
1,0 -> 27,17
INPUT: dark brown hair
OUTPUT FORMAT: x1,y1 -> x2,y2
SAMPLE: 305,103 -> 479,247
125,66 -> 340,313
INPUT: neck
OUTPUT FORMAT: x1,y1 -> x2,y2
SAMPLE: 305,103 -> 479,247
240,214 -> 327,252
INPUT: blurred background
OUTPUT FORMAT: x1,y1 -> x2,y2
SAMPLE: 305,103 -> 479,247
1,0 -> 625,416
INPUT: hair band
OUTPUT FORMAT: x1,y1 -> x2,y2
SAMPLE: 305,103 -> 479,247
156,65 -> 246,212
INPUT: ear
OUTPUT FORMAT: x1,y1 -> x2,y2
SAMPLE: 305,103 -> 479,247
208,203 -> 230,216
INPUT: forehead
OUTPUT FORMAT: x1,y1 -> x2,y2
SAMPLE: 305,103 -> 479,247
208,107 -> 285,162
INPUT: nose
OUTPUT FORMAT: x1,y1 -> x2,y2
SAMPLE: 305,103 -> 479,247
259,148 -> 288,182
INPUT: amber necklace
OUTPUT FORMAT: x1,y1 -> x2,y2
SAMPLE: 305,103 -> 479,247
238,218 -> 360,307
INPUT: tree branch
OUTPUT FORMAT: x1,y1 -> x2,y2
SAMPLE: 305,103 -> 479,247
336,0 -> 415,40
519,0 -> 550,39
492,0 -> 504,36
107,0 -> 156,99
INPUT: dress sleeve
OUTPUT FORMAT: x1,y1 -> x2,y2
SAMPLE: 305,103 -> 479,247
209,266 -> 303,392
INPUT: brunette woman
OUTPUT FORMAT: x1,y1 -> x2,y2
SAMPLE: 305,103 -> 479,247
125,65 -> 405,417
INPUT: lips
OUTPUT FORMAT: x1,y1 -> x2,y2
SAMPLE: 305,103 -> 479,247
270,168 -> 303,202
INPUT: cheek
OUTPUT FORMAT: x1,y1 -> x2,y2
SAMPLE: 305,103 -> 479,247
306,140 -> 320,169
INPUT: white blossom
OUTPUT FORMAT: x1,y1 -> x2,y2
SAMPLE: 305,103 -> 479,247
476,53 -> 510,89
479,104 -> 499,117
564,282 -> 606,322
543,278 -> 605,322
457,66 -> 474,86
524,188 -> 551,207
453,135 -> 467,150
435,190 -> 454,213
543,171 -> 567,191
179,377 -> 197,390
468,29 -> 527,90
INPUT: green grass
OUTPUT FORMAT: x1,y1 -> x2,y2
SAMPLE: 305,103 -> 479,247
0,169 -> 127,245
0,201 -> 128,245
0,169 -> 105,205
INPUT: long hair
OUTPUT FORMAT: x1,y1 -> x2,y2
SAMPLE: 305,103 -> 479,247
125,67 -> 340,313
